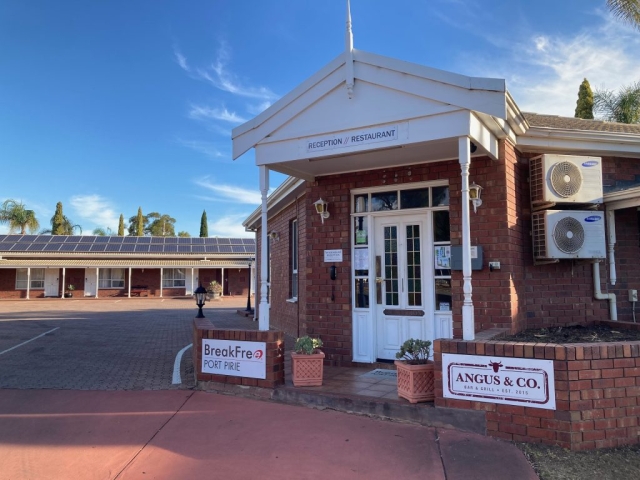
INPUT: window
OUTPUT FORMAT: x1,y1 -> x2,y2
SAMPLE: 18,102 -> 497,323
99,268 -> 125,288
163,268 -> 185,288
16,268 -> 45,289
290,219 -> 298,299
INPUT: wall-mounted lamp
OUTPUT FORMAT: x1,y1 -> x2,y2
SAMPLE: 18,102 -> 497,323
268,231 -> 279,241
470,142 -> 478,154
469,182 -> 483,213
314,198 -> 330,224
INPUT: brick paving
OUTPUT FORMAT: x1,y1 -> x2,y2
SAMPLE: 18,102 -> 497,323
0,297 -> 251,391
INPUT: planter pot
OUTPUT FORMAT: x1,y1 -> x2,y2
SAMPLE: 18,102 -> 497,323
64,292 -> 73,298
395,360 -> 435,403
291,351 -> 325,386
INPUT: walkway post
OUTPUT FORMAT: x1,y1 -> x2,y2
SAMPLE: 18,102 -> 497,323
459,136 -> 475,341
258,166 -> 270,331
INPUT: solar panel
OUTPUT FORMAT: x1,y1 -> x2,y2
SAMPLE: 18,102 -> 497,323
192,245 -> 205,253
80,236 -> 95,243
90,244 -> 107,252
60,244 -> 77,252
75,244 -> 91,252
192,238 -> 205,244
218,246 -> 233,253
27,244 -> 46,251
5,235 -> 22,242
49,236 -> 65,243
123,237 -> 137,244
204,238 -> 218,245
105,244 -> 121,252
0,243 -> 15,251
165,237 -> 178,244
163,245 -> 178,252
65,236 -> 83,243
94,236 -> 110,243
177,245 -> 191,253
137,237 -> 151,244
0,235 -> 6,242
134,245 -> 150,252
120,244 -> 135,252
20,235 -> 38,242
43,243 -> 61,252
34,235 -> 51,243
11,243 -> 30,251
230,238 -> 243,245
108,236 -> 124,243
231,246 -> 246,253
242,238 -> 254,245
149,244 -> 164,252
204,245 -> 219,253
178,237 -> 191,244
151,237 -> 165,244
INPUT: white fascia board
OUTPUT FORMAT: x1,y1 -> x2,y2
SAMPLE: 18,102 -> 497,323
243,177 -> 306,231
355,50 -> 505,92
254,110 -> 471,166
469,114 -> 499,160
356,62 -> 506,119
232,55 -> 345,160
605,186 -> 640,211
518,127 -> 640,157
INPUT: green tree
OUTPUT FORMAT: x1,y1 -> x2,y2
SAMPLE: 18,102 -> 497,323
594,81 -> 640,124
128,207 -> 146,236
607,0 -> 640,30
200,210 -> 208,237
0,199 -> 40,234
93,227 -> 112,236
145,212 -> 176,236
575,78 -> 594,119
178,231 -> 191,237
46,202 -> 81,235
117,214 -> 125,236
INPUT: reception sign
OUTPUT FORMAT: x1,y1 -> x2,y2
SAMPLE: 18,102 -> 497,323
442,353 -> 556,410
202,339 -> 266,379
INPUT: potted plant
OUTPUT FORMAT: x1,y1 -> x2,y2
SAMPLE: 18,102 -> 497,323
208,280 -> 222,299
291,336 -> 324,387
394,338 -> 435,403
64,284 -> 75,298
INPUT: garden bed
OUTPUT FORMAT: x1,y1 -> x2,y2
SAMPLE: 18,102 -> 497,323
502,323 -> 640,343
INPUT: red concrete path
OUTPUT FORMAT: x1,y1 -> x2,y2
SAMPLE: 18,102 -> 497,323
0,390 -> 538,480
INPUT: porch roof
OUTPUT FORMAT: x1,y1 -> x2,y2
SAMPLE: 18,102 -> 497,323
0,259 -> 249,268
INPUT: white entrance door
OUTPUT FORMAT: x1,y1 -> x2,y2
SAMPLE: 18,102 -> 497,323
374,213 -> 433,360
84,268 -> 97,297
44,269 -> 59,297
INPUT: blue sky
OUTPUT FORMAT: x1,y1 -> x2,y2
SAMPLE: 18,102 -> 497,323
1,0 -> 639,237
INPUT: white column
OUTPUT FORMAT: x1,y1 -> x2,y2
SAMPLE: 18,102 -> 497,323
128,267 -> 132,298
26,267 -> 31,300
459,136 -> 475,341
61,267 -> 66,299
221,267 -> 225,297
95,268 -> 99,298
258,165 -> 270,331
606,209 -> 617,286
191,267 -> 195,295
160,268 -> 163,298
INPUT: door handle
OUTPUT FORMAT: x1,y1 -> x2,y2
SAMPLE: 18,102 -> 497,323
375,277 -> 386,284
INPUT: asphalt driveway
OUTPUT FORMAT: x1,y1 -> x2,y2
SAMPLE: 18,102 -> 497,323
0,297 -> 251,390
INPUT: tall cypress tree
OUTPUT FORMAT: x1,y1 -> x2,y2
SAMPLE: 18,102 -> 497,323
200,210 -> 208,237
118,214 -> 125,236
51,202 -> 65,235
575,78 -> 594,119
135,207 -> 144,236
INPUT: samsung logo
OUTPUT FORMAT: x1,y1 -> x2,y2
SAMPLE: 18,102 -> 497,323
585,215 -> 602,222
582,161 -> 599,167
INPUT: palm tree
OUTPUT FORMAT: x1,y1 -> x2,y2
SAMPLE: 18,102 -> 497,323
594,81 -> 640,124
0,199 -> 40,234
607,0 -> 640,30
93,227 -> 112,236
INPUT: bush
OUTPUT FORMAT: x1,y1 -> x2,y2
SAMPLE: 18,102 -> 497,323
294,336 -> 323,355
395,338 -> 432,364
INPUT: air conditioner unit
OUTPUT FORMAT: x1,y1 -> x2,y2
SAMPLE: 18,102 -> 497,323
530,154 -> 603,206
532,210 -> 606,260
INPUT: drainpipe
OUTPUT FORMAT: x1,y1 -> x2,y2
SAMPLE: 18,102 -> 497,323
593,261 -> 617,321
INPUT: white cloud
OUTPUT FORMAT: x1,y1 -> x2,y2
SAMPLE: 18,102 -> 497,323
177,139 -> 225,159
195,177 -> 261,204
69,194 -> 119,232
208,213 -> 254,238
173,46 -> 189,72
470,13 -> 640,117
188,104 -> 247,124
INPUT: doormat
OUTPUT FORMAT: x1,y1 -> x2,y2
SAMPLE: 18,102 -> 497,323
360,369 -> 397,378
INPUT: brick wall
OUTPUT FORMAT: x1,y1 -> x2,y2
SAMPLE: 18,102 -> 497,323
435,324 -> 640,450
192,318 -> 285,388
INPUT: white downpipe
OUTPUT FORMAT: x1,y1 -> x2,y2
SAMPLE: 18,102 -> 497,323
606,210 -> 617,286
593,261 -> 617,321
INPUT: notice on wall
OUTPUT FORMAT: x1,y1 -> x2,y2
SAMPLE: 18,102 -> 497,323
201,339 -> 266,379
324,249 -> 343,263
435,246 -> 451,268
442,353 -> 556,410
354,248 -> 368,271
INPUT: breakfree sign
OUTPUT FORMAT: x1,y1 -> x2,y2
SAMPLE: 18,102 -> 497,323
305,125 -> 399,154
201,339 -> 266,379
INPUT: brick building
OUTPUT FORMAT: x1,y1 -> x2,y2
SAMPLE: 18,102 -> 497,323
235,32 -> 640,368
0,235 -> 254,299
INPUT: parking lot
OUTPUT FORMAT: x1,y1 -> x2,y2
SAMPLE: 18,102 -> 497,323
0,297 -> 253,390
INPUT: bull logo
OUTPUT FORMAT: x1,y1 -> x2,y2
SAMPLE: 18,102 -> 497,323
488,360 -> 503,373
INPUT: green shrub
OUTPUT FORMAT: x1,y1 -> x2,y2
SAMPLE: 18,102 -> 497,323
395,338 -> 432,364
294,336 -> 323,355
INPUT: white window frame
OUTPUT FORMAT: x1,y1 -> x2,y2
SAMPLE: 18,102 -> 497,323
289,219 -> 298,301
16,268 -> 45,290
162,268 -> 186,288
98,268 -> 125,289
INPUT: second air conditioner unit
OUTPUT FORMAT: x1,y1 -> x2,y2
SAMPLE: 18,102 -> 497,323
530,154 -> 603,206
532,210 -> 606,260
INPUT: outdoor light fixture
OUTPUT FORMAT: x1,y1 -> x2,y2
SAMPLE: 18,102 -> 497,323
246,257 -> 254,313
314,198 -> 330,224
469,182 -> 483,213
194,284 -> 207,318
269,231 -> 279,241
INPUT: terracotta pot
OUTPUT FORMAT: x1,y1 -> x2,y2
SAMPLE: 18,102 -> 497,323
291,351 -> 325,386
394,360 -> 435,403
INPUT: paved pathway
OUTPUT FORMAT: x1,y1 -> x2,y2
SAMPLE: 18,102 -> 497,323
0,389 -> 538,480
